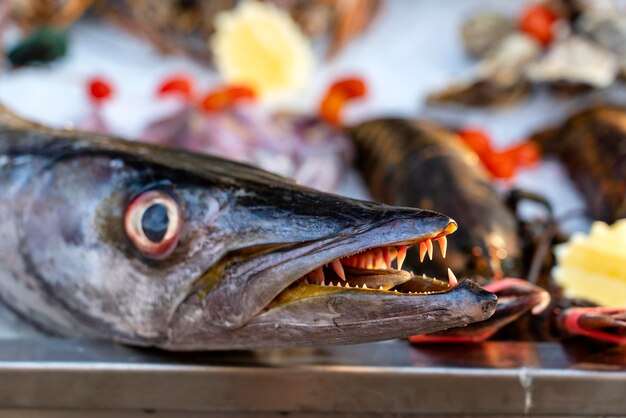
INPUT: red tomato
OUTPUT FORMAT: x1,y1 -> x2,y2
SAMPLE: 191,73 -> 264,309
88,78 -> 113,103
519,5 -> 557,46
319,76 -> 368,125
158,75 -> 194,99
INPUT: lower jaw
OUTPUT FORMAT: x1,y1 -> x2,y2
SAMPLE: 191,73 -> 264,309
274,276 -> 452,305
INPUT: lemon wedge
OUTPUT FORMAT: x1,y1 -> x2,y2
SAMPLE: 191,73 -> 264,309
554,219 -> 626,307
212,1 -> 314,98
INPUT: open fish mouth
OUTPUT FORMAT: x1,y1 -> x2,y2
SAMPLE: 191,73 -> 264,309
186,199 -> 497,349
170,205 -> 495,350
269,223 -> 460,309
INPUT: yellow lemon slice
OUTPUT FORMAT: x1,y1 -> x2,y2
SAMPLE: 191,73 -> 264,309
212,1 -> 314,97
554,219 -> 626,307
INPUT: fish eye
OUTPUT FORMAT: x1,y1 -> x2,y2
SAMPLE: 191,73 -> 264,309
124,190 -> 183,259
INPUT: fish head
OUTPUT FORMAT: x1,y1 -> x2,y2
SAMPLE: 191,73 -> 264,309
17,130 -> 496,349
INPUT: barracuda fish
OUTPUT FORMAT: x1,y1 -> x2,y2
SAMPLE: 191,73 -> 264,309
0,105 -> 496,350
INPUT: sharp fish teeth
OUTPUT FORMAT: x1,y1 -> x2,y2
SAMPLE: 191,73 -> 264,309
332,259 -> 346,281
437,236 -> 448,258
447,268 -> 458,288
397,246 -> 407,270
311,268 -> 325,284
419,241 -> 427,262
426,239 -> 433,260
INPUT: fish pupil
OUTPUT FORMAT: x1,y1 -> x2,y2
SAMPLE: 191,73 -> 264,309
141,204 -> 169,243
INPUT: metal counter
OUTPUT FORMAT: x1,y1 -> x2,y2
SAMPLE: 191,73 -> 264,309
0,338 -> 625,417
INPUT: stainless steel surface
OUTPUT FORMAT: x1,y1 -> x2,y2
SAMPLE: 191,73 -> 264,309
0,338 -> 625,417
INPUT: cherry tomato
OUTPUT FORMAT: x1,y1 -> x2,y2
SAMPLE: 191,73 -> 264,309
458,128 -> 492,157
88,78 -> 113,103
519,5 -> 557,46
158,75 -> 194,100
199,85 -> 256,113
319,77 -> 368,126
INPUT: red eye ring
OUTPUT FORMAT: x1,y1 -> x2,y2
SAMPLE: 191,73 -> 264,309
124,190 -> 183,259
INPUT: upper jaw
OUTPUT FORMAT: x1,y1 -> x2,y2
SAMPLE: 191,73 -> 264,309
201,210 -> 459,329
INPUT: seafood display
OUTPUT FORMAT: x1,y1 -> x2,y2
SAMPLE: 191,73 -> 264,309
349,117 -> 626,344
1,0 -> 625,360
349,118 -> 539,339
0,104 -> 497,350
531,105 -> 626,223
428,32 -> 539,107
428,1 -> 626,107
106,0 -> 380,63
2,0 -> 379,68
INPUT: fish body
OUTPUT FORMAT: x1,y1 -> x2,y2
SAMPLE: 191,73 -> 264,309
0,106 -> 496,350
